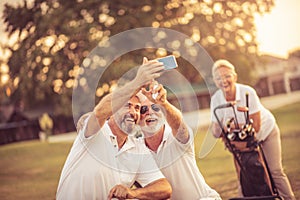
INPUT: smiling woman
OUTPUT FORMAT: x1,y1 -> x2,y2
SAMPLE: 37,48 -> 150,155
254,0 -> 300,58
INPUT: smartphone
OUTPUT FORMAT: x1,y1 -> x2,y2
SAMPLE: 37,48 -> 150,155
157,55 -> 178,70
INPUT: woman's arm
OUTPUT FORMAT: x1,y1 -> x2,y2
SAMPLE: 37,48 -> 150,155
249,111 -> 261,133
211,122 -> 223,138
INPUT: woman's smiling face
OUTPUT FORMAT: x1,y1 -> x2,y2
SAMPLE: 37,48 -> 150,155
213,66 -> 237,96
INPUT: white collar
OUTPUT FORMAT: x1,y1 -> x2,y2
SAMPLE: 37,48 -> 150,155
104,122 -> 136,154
161,124 -> 172,142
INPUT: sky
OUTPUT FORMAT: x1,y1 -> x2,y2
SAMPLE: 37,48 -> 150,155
254,0 -> 300,58
0,0 -> 300,59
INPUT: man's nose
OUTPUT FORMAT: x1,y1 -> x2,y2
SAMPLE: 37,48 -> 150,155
149,106 -> 156,114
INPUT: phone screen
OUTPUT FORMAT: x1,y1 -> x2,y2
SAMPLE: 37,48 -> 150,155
157,55 -> 178,70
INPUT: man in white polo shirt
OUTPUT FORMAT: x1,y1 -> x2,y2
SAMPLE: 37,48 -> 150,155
56,59 -> 172,200
138,81 -> 221,200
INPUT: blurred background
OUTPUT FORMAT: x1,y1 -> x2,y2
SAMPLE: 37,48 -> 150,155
0,0 -> 299,143
0,1 -> 300,199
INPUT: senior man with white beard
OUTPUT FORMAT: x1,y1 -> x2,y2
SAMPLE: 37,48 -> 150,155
56,59 -> 172,200
138,80 -> 221,200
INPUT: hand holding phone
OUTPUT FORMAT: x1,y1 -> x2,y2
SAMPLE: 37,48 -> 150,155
157,55 -> 178,70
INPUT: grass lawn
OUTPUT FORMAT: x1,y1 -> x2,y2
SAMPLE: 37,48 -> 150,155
0,141 -> 72,200
0,102 -> 299,200
195,102 -> 300,199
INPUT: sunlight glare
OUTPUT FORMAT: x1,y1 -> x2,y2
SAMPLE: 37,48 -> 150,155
1,74 -> 10,85
254,0 -> 300,58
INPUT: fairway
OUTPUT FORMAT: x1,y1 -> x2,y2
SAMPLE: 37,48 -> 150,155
0,102 -> 299,200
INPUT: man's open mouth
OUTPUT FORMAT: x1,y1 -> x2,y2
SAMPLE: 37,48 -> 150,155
221,84 -> 230,90
124,116 -> 135,123
145,118 -> 158,124
126,118 -> 134,122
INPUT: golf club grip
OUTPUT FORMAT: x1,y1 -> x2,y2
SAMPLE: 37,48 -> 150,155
245,92 -> 249,123
214,102 -> 234,109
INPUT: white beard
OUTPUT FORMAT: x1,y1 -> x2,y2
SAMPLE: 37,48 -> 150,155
141,118 -> 165,137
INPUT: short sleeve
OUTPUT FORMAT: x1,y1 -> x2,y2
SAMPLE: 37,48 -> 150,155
172,125 -> 194,153
78,113 -> 101,142
135,145 -> 165,187
246,87 -> 261,115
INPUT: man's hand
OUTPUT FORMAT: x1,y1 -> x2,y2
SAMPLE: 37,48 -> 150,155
108,184 -> 137,200
108,178 -> 172,200
131,57 -> 164,90
141,81 -> 167,104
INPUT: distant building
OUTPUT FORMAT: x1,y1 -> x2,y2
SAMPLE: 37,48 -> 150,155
167,83 -> 216,112
0,100 -> 40,144
254,52 -> 300,97
169,51 -> 300,112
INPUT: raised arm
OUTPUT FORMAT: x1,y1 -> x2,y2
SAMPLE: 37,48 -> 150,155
142,82 -> 190,144
85,59 -> 165,138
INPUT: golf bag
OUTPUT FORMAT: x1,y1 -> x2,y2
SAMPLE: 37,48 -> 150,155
213,94 -> 282,200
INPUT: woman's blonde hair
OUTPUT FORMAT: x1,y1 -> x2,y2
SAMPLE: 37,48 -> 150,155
212,59 -> 237,78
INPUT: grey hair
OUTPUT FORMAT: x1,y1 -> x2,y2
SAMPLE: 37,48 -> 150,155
212,59 -> 236,78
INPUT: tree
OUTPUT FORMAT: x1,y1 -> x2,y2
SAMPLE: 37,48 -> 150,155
1,0 -> 274,116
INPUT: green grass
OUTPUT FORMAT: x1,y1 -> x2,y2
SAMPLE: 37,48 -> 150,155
195,102 -> 300,199
0,102 -> 299,200
0,142 -> 72,200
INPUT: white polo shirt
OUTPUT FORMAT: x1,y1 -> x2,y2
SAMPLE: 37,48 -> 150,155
210,83 -> 276,141
149,124 -> 221,200
56,115 -> 165,200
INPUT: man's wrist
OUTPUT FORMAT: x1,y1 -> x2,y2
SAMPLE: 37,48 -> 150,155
126,81 -> 142,97
129,188 -> 139,199
93,109 -> 101,119
159,100 -> 171,110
